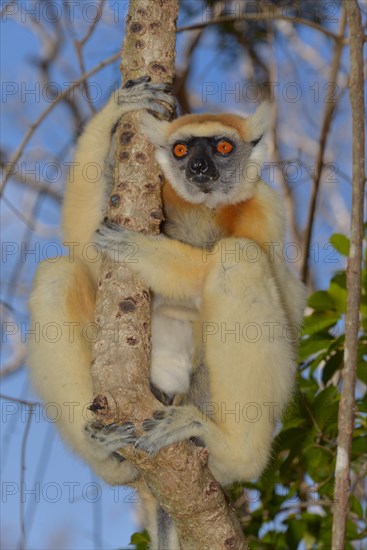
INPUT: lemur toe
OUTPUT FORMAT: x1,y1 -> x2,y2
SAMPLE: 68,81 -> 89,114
135,410 -> 179,455
84,421 -> 138,450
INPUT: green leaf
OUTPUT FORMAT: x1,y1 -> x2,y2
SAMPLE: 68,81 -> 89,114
330,233 -> 350,256
302,311 -> 340,336
332,271 -> 347,290
357,359 -> 367,385
299,336 -> 334,362
312,387 -> 339,429
322,350 -> 344,384
285,518 -> 308,547
129,531 -> 150,550
302,513 -> 322,537
352,436 -> 367,457
308,290 -> 335,311
329,281 -> 347,313
303,446 -> 333,481
282,415 -> 308,430
350,495 -> 364,519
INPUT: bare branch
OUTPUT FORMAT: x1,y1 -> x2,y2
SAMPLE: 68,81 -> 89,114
0,157 -> 62,202
1,51 -> 120,196
0,348 -> 26,378
73,0 -> 105,114
175,29 -> 204,114
19,403 -> 34,550
177,8 -> 342,42
301,11 -> 347,284
332,2 -> 366,547
265,24 -> 302,249
0,394 -> 37,407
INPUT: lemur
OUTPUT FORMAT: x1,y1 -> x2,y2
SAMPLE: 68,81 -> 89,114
28,76 -> 306,549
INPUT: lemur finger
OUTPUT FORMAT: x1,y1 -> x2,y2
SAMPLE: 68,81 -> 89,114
148,88 -> 176,105
102,219 -> 120,231
148,82 -> 174,95
146,103 -> 174,120
84,421 -> 104,434
94,222 -> 128,253
116,81 -> 175,106
124,75 -> 151,89
111,451 -> 126,462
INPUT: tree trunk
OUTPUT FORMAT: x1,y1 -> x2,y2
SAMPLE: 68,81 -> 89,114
89,0 -> 248,548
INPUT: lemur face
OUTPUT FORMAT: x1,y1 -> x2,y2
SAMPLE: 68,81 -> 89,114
141,105 -> 270,209
169,133 -> 255,204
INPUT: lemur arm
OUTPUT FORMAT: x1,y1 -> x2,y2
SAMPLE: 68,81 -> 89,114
95,222 -> 208,301
62,77 -> 175,252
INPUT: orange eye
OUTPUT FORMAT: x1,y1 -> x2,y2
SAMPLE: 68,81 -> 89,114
173,143 -> 188,158
216,141 -> 233,154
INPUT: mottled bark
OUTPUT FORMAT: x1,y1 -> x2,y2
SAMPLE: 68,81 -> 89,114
90,0 -> 247,547
332,2 -> 366,548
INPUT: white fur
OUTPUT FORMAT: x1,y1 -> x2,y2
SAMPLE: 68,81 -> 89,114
151,310 -> 194,396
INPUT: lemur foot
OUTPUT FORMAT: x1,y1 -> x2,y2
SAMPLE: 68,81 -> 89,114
135,406 -> 205,456
84,421 -> 137,461
115,75 -> 176,120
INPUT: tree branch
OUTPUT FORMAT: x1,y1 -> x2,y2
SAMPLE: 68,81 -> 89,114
300,10 -> 347,284
177,8 -> 342,42
0,51 -> 120,196
73,0 -> 105,114
332,2 -> 366,547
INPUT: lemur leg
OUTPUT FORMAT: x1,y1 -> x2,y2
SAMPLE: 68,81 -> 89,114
28,258 -> 138,484
127,240 -> 296,485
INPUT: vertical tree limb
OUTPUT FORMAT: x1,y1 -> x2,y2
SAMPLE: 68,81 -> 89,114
90,0 -> 248,547
301,10 -> 347,284
90,0 -> 178,403
332,2 -> 366,548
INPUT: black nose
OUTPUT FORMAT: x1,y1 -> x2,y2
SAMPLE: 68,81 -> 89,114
189,158 -> 208,175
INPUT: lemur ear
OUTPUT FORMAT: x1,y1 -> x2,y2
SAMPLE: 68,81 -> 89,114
246,102 -> 271,144
140,113 -> 171,147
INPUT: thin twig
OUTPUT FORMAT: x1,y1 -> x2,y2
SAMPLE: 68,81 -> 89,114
266,22 -> 302,250
1,51 -> 120,197
0,158 -> 62,202
301,11 -> 347,284
280,500 -> 335,514
0,348 -> 27,378
177,9 -> 342,41
19,405 -> 34,550
175,29 -> 204,113
0,394 -> 38,407
332,2 -> 366,548
73,0 -> 105,113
